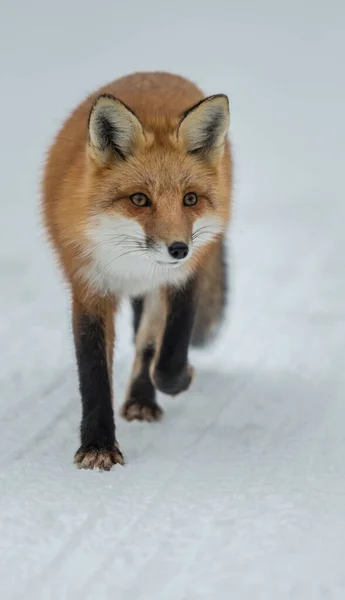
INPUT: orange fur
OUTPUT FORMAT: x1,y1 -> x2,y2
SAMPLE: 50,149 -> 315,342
42,71 -> 232,305
42,72 -> 232,468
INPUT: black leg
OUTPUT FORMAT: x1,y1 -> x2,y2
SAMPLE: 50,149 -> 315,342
153,278 -> 196,396
73,310 -> 123,470
131,296 -> 144,338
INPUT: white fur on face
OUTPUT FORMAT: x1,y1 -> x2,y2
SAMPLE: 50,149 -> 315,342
80,215 -> 191,296
79,214 -> 224,297
192,215 -> 224,248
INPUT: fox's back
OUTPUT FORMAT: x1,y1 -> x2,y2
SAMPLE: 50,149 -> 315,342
104,72 -> 204,119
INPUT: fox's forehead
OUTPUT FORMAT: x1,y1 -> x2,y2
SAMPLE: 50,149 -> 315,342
101,148 -> 214,198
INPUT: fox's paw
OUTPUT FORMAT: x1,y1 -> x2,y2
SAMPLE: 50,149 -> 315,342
152,363 -> 195,396
74,443 -> 124,471
121,398 -> 163,422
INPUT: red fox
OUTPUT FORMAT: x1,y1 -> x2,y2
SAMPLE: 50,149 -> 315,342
42,71 -> 232,470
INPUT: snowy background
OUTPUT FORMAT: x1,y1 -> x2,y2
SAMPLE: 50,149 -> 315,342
1,1 -> 345,598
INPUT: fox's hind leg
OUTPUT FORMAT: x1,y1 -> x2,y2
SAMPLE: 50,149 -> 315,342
121,292 -> 165,422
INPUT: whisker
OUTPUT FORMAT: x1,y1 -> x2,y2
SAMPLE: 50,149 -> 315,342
96,237 -> 146,249
192,225 -> 221,240
149,259 -> 160,287
102,249 -> 145,270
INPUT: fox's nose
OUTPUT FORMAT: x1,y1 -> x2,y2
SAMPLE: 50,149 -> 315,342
168,241 -> 189,260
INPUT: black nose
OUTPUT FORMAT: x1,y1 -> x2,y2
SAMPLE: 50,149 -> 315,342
168,241 -> 189,260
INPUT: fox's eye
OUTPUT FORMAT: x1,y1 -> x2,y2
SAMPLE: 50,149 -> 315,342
183,192 -> 198,206
130,193 -> 151,207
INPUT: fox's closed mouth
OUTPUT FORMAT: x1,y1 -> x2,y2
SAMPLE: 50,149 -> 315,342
157,260 -> 179,266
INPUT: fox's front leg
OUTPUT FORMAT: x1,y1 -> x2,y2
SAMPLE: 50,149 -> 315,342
151,279 -> 196,396
73,297 -> 123,470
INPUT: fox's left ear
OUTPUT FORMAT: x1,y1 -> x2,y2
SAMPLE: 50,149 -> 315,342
178,95 -> 229,160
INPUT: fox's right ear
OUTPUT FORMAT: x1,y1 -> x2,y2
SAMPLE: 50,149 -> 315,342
88,94 -> 145,165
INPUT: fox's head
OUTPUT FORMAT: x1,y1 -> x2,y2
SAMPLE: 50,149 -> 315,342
82,93 -> 231,295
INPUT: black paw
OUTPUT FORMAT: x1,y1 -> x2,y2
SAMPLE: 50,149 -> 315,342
152,363 -> 194,396
74,442 -> 124,471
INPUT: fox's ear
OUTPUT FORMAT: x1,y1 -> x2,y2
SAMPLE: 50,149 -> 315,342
88,94 -> 144,165
178,95 -> 229,160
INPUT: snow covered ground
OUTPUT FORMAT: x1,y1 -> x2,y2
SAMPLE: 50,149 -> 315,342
1,1 -> 345,598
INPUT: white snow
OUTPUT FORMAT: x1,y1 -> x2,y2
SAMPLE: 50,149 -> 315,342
1,1 -> 345,598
